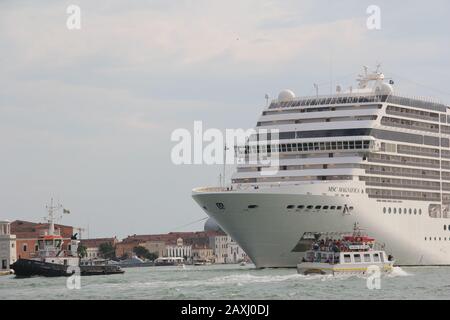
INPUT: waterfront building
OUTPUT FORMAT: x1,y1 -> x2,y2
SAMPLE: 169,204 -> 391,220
165,238 -> 192,262
80,237 -> 118,259
226,238 -> 249,264
0,220 -> 16,272
139,240 -> 166,258
192,245 -> 215,263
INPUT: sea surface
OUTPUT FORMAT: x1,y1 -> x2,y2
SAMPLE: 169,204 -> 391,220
1,264 -> 450,300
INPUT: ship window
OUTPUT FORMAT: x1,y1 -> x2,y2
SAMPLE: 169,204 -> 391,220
23,244 -> 27,252
419,209 -> 422,215
34,245 -> 38,252
444,225 -> 447,231
337,206 -> 342,210
287,205 -> 295,209
388,208 -> 392,214
307,206 -> 313,209
315,206 -> 321,210
373,253 -> 380,262
323,206 -> 329,210
344,254 -> 351,263
349,206 -> 354,211
383,207 -> 386,214
409,208 -> 412,214
297,205 -> 305,209
248,205 -> 258,209
364,254 -> 371,262
354,254 -> 361,263
414,209 -> 417,215
330,206 -> 336,210
393,208 -> 397,214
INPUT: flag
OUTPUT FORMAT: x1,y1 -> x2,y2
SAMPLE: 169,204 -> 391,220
63,208 -> 71,214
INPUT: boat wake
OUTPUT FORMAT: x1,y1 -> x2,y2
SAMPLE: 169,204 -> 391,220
386,266 -> 412,277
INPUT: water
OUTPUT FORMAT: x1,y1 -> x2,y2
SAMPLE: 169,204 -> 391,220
1,264 -> 450,300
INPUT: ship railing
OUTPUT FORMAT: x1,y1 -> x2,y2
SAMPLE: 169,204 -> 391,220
386,93 -> 447,111
193,187 -> 228,193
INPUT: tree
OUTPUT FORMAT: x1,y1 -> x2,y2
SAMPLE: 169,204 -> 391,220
98,242 -> 116,259
133,246 -> 149,258
133,246 -> 158,261
77,244 -> 87,258
146,252 -> 158,261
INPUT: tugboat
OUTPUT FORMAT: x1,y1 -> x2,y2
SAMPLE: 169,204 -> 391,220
11,199 -> 124,277
297,223 -> 395,276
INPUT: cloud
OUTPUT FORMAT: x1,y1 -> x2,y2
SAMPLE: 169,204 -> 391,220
0,0 -> 449,237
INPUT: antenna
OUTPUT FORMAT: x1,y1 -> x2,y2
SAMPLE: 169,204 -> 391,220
313,84 -> 319,98
45,198 -> 63,236
222,143 -> 229,188
265,94 -> 270,107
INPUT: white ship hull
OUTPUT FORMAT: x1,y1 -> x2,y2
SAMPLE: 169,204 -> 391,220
193,181 -> 450,268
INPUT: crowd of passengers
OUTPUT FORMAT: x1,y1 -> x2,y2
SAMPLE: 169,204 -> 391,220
310,238 -> 371,254
300,238 -> 374,264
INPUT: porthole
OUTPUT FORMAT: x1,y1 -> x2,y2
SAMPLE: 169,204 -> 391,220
287,205 -> 295,209
383,207 -> 386,214
414,209 -> 417,215
409,209 -> 412,215
216,203 -> 225,210
404,208 -> 407,214
419,209 -> 422,215
388,208 -> 392,214
425,237 -> 427,241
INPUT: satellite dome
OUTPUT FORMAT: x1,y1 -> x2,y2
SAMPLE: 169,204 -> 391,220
374,82 -> 394,95
278,89 -> 296,102
204,217 -> 223,232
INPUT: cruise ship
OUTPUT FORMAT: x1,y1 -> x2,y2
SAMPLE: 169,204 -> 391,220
192,66 -> 450,268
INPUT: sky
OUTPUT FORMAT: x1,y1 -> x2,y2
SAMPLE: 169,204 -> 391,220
1,0 -> 449,239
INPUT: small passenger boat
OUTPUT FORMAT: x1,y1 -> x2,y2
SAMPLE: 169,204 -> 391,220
297,223 -> 395,275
